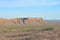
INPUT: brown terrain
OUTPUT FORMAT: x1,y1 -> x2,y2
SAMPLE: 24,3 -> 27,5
0,18 -> 60,40
0,28 -> 60,40
0,18 -> 45,25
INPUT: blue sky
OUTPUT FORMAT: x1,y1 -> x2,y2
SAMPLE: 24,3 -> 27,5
0,0 -> 60,20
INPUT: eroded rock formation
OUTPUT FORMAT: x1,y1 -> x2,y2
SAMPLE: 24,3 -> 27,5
0,18 -> 46,25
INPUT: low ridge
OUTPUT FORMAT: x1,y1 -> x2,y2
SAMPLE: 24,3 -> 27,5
0,18 -> 46,25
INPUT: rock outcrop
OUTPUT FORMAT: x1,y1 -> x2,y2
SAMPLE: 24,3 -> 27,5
0,18 -> 46,25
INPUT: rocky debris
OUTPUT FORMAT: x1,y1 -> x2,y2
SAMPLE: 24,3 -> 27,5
0,18 -> 46,25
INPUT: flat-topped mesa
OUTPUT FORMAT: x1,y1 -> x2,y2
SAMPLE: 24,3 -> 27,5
0,18 -> 10,25
0,18 -> 46,25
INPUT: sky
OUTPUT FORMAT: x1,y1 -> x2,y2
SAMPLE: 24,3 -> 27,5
0,0 -> 60,20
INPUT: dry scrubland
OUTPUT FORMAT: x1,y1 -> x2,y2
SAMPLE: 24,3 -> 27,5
0,18 -> 59,40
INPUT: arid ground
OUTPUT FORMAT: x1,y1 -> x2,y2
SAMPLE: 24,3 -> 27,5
0,20 -> 60,40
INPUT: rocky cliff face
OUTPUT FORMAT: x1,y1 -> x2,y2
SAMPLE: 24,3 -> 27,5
0,18 -> 45,25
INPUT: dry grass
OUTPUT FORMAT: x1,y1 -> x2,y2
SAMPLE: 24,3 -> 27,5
0,25 -> 60,40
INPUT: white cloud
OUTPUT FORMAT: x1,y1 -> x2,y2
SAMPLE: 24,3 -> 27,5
0,0 -> 60,7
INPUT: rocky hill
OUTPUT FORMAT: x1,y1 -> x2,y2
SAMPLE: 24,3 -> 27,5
0,18 -> 46,25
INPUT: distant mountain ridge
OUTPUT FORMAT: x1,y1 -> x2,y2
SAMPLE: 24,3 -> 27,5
45,20 -> 60,25
0,18 -> 45,25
